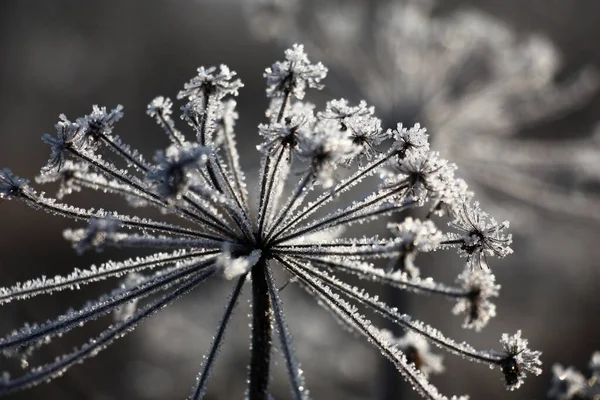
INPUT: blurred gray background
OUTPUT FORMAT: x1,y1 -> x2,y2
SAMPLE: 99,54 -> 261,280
1,1 -> 599,399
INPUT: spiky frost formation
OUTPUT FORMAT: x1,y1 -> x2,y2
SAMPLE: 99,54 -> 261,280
246,0 -> 600,226
548,352 -> 600,399
264,44 -> 328,100
496,331 -> 543,390
0,46 -> 539,399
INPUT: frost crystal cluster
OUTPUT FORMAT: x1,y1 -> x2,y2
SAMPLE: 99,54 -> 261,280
548,352 -> 600,399
0,45 -> 540,399
246,0 -> 600,224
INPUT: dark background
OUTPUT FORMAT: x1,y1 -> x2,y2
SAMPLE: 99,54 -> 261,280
0,1 -> 599,399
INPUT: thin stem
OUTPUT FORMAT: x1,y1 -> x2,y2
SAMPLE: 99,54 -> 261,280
66,145 -> 237,238
275,256 -> 446,400
273,190 -> 413,246
257,146 -> 287,238
269,149 -> 397,241
297,256 -> 468,299
157,111 -> 186,146
0,258 -> 217,354
248,259 -> 272,400
285,257 -> 501,365
192,275 -> 246,400
0,249 -> 219,305
265,171 -> 312,242
0,267 -> 216,395
18,190 -> 220,240
265,265 -> 307,400
97,133 -> 150,172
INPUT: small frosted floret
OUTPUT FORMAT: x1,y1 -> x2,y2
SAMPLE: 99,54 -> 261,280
453,267 -> 499,331
177,65 -> 244,104
391,123 -> 430,157
264,43 -> 328,99
0,169 -> 29,199
258,103 -> 315,153
317,99 -> 385,156
447,202 -> 513,269
318,99 -> 386,159
385,151 -> 451,205
147,143 -> 208,200
431,177 -> 473,218
387,217 -> 441,276
41,114 -> 81,173
76,105 -> 124,144
147,96 -> 174,119
497,331 -> 542,390
389,218 -> 442,254
297,121 -> 359,188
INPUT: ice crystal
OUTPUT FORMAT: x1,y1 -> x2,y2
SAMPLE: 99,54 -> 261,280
0,46 -> 540,399
548,352 -> 600,399
246,0 -> 600,225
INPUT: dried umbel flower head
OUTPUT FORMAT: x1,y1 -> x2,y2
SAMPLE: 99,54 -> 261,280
0,45 -> 540,399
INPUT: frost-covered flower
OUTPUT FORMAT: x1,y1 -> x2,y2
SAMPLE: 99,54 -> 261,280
445,202 -> 513,269
296,120 -> 360,188
41,114 -> 82,172
495,331 -> 543,390
387,217 -> 442,276
177,65 -> 244,104
385,151 -> 453,206
548,352 -> 600,399
147,143 -> 209,200
452,267 -> 500,331
264,43 -> 328,100
77,104 -> 124,145
318,99 -> 387,159
0,46 -> 539,399
0,169 -> 30,199
246,0 -> 600,226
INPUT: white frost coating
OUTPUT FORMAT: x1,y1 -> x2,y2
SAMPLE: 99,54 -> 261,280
0,250 -> 214,305
216,244 -> 262,280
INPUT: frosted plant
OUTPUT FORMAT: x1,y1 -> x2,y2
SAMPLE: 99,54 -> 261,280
246,0 -> 600,225
0,45 -> 541,399
548,352 -> 600,399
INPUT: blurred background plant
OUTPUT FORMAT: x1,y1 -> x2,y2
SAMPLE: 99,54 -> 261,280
548,351 -> 600,399
245,0 -> 600,227
0,1 -> 599,399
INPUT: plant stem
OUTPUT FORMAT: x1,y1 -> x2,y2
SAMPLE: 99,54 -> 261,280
249,259 -> 272,400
